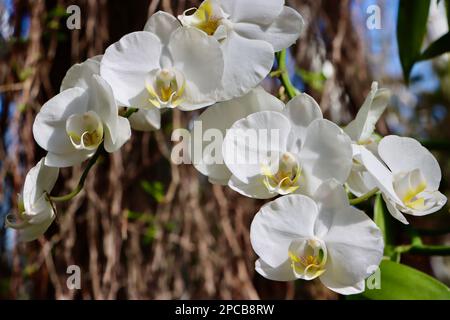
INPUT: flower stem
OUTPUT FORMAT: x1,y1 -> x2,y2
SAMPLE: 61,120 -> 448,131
275,49 -> 298,99
49,144 -> 104,202
393,226 -> 450,256
349,188 -> 379,205
49,107 -> 138,203
123,107 -> 138,118
395,244 -> 450,256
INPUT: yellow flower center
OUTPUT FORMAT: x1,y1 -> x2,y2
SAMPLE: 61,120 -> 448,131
289,239 -> 327,280
146,68 -> 185,109
261,152 -> 301,195
66,111 -> 104,151
393,169 -> 428,210
180,0 -> 225,36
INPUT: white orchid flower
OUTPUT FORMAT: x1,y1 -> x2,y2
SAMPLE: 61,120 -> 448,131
62,55 -> 160,132
60,55 -> 103,91
250,181 -> 384,295
344,82 -> 390,147
359,135 -> 447,224
33,73 -> 131,168
191,86 -> 284,185
6,159 -> 59,242
344,82 -> 391,197
100,11 -> 224,112
126,108 -> 161,132
179,0 -> 304,100
222,94 -> 353,199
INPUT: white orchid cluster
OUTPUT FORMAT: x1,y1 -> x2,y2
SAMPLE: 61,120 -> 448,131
193,80 -> 447,294
6,0 -> 447,296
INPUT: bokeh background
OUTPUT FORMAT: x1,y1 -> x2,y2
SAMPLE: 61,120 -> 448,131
0,0 -> 449,299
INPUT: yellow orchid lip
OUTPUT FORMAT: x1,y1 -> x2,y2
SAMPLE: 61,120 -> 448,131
403,185 -> 426,209
146,68 -> 185,109
289,239 -> 327,280
180,0 -> 227,36
393,169 -> 428,210
66,111 -> 104,151
261,152 -> 302,195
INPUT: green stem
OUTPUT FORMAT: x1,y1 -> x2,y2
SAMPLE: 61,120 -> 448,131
49,108 -> 138,203
406,227 -> 423,246
393,226 -> 450,256
349,188 -> 379,205
123,107 -> 138,118
276,49 -> 298,99
395,244 -> 450,256
49,144 -> 104,202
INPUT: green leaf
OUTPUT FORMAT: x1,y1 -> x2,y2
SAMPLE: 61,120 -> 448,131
296,68 -> 326,92
419,32 -> 450,61
47,5 -> 70,19
164,221 -> 177,232
127,210 -> 155,223
397,0 -> 431,81
17,103 -> 28,113
143,225 -> 158,244
140,180 -> 165,203
359,260 -> 450,300
18,67 -> 34,81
